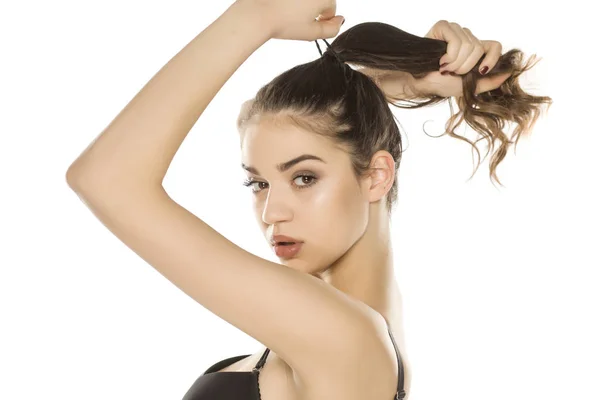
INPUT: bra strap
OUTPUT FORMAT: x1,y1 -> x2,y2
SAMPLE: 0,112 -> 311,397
251,325 -> 406,399
252,347 -> 271,373
387,323 -> 406,399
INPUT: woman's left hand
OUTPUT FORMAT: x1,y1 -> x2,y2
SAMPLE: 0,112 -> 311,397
422,20 -> 511,97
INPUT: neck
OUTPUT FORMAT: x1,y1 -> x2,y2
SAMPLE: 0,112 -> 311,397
319,200 -> 402,328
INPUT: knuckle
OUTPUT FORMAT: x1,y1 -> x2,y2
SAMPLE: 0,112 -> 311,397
453,64 -> 465,74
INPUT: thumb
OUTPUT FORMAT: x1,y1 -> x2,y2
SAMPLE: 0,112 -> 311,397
475,72 -> 511,95
312,15 -> 345,40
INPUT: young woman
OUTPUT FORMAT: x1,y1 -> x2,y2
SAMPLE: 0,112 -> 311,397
65,1 -> 552,399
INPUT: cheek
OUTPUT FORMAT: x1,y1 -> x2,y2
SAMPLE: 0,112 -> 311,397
305,203 -> 366,275
309,178 -> 367,247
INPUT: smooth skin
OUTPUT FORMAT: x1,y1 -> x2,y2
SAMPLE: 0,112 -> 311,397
66,1 -> 509,399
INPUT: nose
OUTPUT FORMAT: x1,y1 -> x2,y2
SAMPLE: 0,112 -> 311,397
261,185 -> 294,225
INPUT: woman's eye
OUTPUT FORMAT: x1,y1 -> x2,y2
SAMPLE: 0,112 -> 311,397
252,181 -> 268,192
293,175 -> 316,188
242,180 -> 267,192
242,175 -> 317,193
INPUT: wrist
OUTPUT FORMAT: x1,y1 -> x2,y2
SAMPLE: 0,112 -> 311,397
231,0 -> 276,41
362,68 -> 425,101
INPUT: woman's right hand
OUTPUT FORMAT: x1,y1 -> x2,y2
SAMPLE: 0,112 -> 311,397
425,20 -> 502,76
237,0 -> 345,41
422,20 -> 511,97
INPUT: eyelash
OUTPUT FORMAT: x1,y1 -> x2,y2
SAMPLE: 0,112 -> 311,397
242,174 -> 318,193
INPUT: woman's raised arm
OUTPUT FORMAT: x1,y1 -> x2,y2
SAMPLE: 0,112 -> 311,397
66,1 -> 272,188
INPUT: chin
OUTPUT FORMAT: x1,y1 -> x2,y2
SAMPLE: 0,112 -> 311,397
282,260 -> 325,279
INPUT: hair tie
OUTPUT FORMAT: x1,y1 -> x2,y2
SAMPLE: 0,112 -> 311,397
314,39 -> 345,66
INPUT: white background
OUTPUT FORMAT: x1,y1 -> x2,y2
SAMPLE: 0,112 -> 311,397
1,1 -> 598,399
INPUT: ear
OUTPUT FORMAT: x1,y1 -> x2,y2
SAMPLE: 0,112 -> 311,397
365,150 -> 396,203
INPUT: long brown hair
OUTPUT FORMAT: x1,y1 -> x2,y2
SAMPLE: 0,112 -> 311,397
237,22 -> 553,215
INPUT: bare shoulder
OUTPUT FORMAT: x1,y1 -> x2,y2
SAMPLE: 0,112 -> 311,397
291,311 -> 401,400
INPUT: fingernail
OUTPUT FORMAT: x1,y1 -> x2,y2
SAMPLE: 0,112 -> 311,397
480,66 -> 489,75
341,18 -> 346,26
440,62 -> 449,68
441,70 -> 450,75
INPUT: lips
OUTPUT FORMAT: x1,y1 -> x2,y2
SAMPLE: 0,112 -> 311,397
270,234 -> 304,258
273,242 -> 303,258
271,234 -> 303,246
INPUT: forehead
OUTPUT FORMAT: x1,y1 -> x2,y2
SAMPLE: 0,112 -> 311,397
240,116 -> 337,160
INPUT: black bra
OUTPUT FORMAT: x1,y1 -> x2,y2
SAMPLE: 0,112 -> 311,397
181,323 -> 406,400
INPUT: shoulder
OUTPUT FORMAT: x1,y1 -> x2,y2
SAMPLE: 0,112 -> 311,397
291,310 -> 400,400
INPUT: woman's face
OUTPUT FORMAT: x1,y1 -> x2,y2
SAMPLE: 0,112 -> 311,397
240,117 -> 370,276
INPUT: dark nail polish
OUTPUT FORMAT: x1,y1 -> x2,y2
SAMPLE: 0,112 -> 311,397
341,18 -> 345,26
441,71 -> 450,75
440,62 -> 449,68
480,66 -> 489,75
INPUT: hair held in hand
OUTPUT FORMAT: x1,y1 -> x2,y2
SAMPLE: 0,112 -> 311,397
237,22 -> 553,213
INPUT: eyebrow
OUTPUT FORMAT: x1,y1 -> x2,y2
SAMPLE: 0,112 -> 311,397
241,154 -> 326,175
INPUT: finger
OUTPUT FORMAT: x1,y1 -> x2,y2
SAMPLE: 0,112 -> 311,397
317,4 -> 337,21
441,23 -> 473,72
432,21 -> 462,66
424,19 -> 446,39
475,72 -> 511,94
453,28 -> 485,74
311,15 -> 345,40
478,40 -> 503,74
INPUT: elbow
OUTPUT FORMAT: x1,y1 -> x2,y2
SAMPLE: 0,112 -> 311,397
66,165 -> 93,191
66,166 -> 81,189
